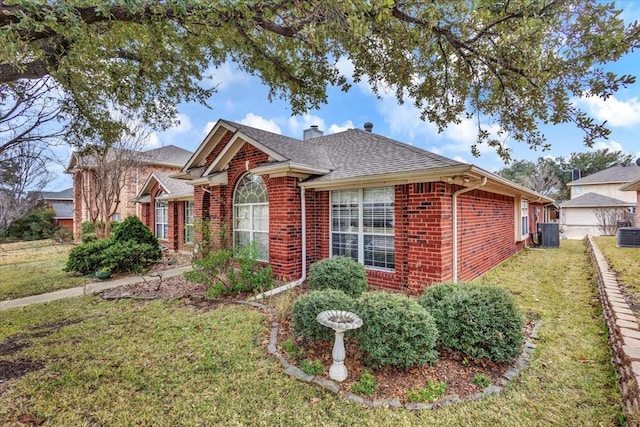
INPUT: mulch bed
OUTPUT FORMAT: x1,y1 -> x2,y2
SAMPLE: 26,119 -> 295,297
275,314 -> 513,402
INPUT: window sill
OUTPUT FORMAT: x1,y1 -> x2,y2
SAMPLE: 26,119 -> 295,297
365,266 -> 395,274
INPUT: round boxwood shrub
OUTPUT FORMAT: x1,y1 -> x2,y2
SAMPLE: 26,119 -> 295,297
292,289 -> 355,342
419,283 -> 524,363
307,256 -> 367,298
355,291 -> 438,369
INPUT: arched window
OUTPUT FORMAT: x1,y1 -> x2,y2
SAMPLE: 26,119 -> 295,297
155,191 -> 168,240
234,173 -> 268,260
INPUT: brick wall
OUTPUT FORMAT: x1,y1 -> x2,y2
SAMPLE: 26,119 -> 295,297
193,141 -> 304,281
456,189 -> 522,282
305,182 -> 528,295
405,182 -> 454,293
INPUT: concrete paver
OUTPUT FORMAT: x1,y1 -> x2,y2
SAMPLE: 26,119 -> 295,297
0,265 -> 192,311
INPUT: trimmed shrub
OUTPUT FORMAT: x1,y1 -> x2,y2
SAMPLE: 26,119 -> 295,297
65,238 -> 113,274
100,241 -> 161,273
419,283 -> 524,363
355,291 -> 438,369
307,256 -> 367,298
111,216 -> 159,248
292,289 -> 355,342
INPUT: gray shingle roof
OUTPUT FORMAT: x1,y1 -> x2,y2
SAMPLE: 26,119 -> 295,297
223,121 -> 466,182
143,145 -> 193,167
310,129 -> 465,182
569,165 -> 640,185
224,121 -> 334,169
151,171 -> 193,198
560,192 -> 635,207
41,188 -> 73,200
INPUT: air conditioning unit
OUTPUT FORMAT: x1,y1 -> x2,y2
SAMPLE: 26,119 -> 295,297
617,227 -> 640,248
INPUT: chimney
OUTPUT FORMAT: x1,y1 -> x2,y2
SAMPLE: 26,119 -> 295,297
303,125 -> 324,140
364,122 -> 373,132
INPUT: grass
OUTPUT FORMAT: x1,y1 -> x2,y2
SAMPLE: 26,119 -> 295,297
0,240 -> 89,300
0,240 -> 624,425
594,235 -> 640,300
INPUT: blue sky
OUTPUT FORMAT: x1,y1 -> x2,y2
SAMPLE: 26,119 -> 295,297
47,1 -> 640,190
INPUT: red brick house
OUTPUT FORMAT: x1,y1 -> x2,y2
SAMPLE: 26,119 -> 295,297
138,119 -> 554,294
67,145 -> 192,240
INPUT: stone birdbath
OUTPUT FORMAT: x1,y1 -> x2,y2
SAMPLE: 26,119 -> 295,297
316,310 -> 363,382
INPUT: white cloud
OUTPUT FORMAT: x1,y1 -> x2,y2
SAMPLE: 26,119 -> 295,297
578,95 -> 640,127
142,132 -> 161,149
287,114 -> 325,137
328,120 -> 354,133
205,62 -> 251,90
202,121 -> 216,136
173,113 -> 193,133
591,139 -> 624,152
239,113 -> 282,134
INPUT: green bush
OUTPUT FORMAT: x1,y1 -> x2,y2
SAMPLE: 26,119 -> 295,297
187,243 -> 273,297
100,241 -> 161,273
81,221 -> 95,236
66,238 -> 161,275
65,238 -> 113,274
52,227 -> 73,243
355,291 -> 438,369
292,289 -> 355,342
111,215 -> 159,248
7,207 -> 57,241
81,233 -> 97,243
307,256 -> 367,298
227,243 -> 274,294
419,283 -> 524,362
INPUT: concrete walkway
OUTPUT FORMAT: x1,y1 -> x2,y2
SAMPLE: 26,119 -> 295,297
0,265 -> 192,311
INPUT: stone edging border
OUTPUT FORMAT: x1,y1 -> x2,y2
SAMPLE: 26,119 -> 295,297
265,314 -> 542,410
586,235 -> 640,426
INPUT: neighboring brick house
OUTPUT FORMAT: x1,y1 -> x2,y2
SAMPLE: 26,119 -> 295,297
144,119 -> 553,294
41,188 -> 74,230
560,164 -> 640,239
66,145 -> 192,240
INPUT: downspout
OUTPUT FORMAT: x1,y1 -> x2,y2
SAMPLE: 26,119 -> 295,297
254,186 -> 306,299
451,176 -> 487,283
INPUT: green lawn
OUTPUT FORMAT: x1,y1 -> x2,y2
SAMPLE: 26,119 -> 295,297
0,240 -> 89,300
594,236 -> 640,301
0,240 -> 623,426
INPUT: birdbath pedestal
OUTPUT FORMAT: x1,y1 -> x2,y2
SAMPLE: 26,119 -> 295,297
316,310 -> 363,382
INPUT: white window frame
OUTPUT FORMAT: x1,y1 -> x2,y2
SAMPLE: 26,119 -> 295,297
233,173 -> 269,261
184,200 -> 194,244
330,187 -> 395,271
155,193 -> 168,240
521,199 -> 529,240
